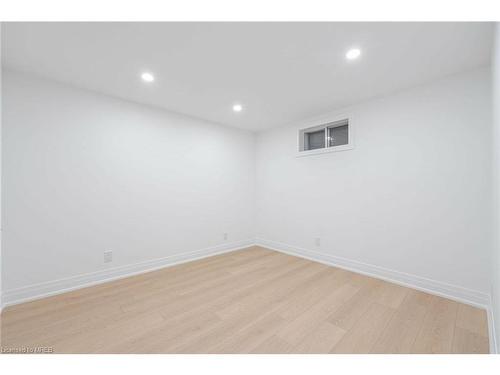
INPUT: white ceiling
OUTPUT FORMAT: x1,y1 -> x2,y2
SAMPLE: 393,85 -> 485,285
2,22 -> 494,131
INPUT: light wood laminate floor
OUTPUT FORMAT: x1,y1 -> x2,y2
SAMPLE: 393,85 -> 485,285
0,247 -> 490,353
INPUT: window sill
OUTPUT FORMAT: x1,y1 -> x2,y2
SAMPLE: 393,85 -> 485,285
296,144 -> 354,158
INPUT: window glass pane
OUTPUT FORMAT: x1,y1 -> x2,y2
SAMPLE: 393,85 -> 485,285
304,129 -> 325,150
328,124 -> 348,147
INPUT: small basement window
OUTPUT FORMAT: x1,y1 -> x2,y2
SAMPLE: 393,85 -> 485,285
298,118 -> 353,155
304,129 -> 325,150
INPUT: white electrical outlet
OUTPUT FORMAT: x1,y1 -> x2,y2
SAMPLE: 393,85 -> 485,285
104,250 -> 113,263
223,233 -> 228,241
315,238 -> 321,247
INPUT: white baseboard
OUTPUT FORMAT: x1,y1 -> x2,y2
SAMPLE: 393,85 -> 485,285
256,238 -> 490,308
1,239 -> 255,308
486,297 -> 498,354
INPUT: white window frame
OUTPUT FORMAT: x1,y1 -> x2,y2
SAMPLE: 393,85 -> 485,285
297,113 -> 354,157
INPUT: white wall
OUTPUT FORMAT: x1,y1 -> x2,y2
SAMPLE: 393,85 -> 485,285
1,70 -> 255,300
256,68 -> 492,298
491,22 -> 500,351
1,63 -> 494,319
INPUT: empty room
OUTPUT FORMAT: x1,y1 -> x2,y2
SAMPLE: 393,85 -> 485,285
1,18 -> 500,362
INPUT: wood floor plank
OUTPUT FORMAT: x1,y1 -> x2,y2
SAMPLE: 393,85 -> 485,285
105,311 -> 222,353
455,304 -> 489,338
215,261 -> 327,320
276,283 -> 360,346
371,281 -> 409,309
370,290 -> 433,353
327,278 -> 383,330
169,263 -> 328,353
53,311 -> 166,353
330,303 -> 396,353
1,246 -> 489,354
207,313 -> 286,354
250,335 -> 295,354
451,327 -> 489,354
292,322 -> 346,353
412,298 -> 459,354
273,267 -> 352,320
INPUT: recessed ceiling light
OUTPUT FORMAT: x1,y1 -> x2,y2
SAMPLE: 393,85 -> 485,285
345,48 -> 361,60
233,104 -> 243,112
141,72 -> 155,83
